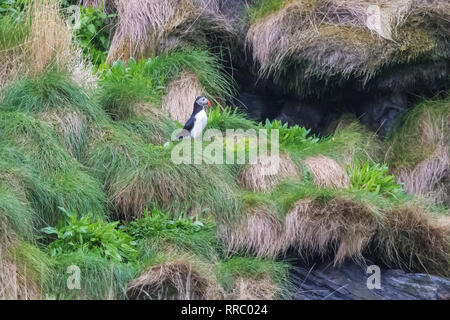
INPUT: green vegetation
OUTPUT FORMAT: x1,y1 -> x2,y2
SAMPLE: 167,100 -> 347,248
0,0 -> 448,300
1,70 -> 103,120
97,50 -> 234,119
217,256 -> 289,282
127,209 -> 219,261
42,207 -> 138,263
347,161 -> 404,199
248,0 -> 293,22
0,0 -> 25,17
216,256 -> 290,296
387,97 -> 449,170
72,4 -> 116,66
261,119 -> 319,149
207,105 -> 257,131
48,250 -> 138,299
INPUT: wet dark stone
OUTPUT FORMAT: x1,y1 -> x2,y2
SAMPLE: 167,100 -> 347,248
358,92 -> 409,136
232,92 -> 284,121
275,99 -> 333,134
291,261 -> 450,300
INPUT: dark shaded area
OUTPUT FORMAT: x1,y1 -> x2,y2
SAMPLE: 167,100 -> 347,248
226,39 -> 449,136
290,259 -> 450,300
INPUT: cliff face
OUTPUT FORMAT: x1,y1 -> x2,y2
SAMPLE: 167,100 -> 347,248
291,260 -> 450,300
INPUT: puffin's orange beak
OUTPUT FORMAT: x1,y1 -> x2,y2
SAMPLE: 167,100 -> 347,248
207,100 -> 212,107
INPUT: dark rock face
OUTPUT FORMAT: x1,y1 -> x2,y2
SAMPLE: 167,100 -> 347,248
275,99 -> 333,134
291,261 -> 450,300
231,92 -> 284,121
357,92 -> 409,136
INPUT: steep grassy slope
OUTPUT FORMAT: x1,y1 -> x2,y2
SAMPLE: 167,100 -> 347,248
0,0 -> 449,300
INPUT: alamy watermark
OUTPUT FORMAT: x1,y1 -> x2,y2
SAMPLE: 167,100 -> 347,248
367,265 -> 382,290
170,128 -> 281,176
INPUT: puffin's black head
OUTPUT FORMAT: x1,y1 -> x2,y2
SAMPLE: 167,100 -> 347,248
195,96 -> 212,109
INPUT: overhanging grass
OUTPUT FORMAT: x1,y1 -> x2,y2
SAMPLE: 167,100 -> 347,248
47,250 -> 139,299
0,112 -> 107,227
216,256 -> 291,297
1,70 -> 104,120
87,123 -> 241,223
1,239 -> 53,299
1,71 -> 107,159
127,209 -> 221,262
288,120 -> 382,166
97,49 -> 235,119
386,96 -> 450,170
247,1 -> 449,97
0,145 -> 35,239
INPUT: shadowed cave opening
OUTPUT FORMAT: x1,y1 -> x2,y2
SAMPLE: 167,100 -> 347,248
227,58 -> 449,136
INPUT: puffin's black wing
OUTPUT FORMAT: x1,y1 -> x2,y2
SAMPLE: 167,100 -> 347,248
183,116 -> 196,132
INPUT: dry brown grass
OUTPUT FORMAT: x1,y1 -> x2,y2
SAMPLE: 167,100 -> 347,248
239,154 -> 299,192
107,0 -> 233,62
162,72 -> 204,124
0,232 -> 40,300
222,206 -> 285,258
246,0 -> 450,95
222,197 -> 378,265
111,169 -> 190,221
126,259 -> 221,300
388,100 -> 450,205
27,0 -> 72,74
396,145 -> 449,205
229,276 -> 277,300
0,43 -> 25,90
303,155 -> 349,189
287,198 -> 377,264
374,203 -> 450,276
0,0 -> 96,89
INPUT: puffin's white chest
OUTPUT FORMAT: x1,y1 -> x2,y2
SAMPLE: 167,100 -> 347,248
191,109 -> 207,138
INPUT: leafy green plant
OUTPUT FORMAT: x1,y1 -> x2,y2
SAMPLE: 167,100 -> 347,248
97,49 -> 234,114
41,207 -> 137,263
0,0 -> 29,18
125,209 -> 219,260
72,4 -> 116,66
126,209 -> 214,239
346,161 -> 404,199
261,119 -> 319,148
0,0 -> 18,17
206,105 -> 257,131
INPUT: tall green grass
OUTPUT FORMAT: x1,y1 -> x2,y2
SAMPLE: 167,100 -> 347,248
206,105 -> 257,131
0,10 -> 29,51
87,123 -> 241,223
126,209 -> 220,262
0,112 -> 107,228
1,70 -> 107,159
216,256 -> 290,296
386,96 -> 449,170
248,0 -> 293,22
1,70 -> 104,120
47,250 -> 139,299
0,145 -> 35,238
97,49 -> 235,119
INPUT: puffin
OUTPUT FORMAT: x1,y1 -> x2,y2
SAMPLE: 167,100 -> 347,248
179,96 -> 212,139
